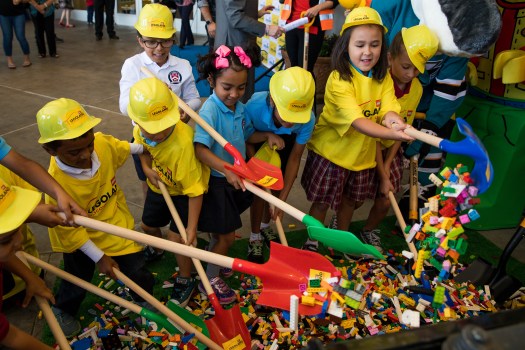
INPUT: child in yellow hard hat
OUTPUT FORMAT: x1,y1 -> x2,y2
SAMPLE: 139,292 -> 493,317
119,3 -> 201,207
357,25 -> 439,251
301,7 -> 413,254
244,67 -> 316,261
128,77 -> 210,307
35,98 -> 154,337
0,177 -> 55,350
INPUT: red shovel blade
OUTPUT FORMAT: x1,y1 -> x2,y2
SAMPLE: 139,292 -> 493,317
232,242 -> 337,315
224,143 -> 284,190
205,294 -> 251,349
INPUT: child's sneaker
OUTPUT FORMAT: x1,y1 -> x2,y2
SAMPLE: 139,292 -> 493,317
360,229 -> 384,253
51,306 -> 81,338
199,277 -> 237,305
260,226 -> 279,247
220,267 -> 234,278
247,239 -> 264,263
170,276 -> 196,308
329,214 -> 338,229
143,245 -> 164,262
301,240 -> 319,252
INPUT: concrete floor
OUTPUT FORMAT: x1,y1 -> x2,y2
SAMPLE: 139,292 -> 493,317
0,18 -> 523,345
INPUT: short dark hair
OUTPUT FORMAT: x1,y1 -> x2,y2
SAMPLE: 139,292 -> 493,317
389,31 -> 405,59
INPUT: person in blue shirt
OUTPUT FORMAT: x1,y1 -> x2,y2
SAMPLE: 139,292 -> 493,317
244,67 -> 316,261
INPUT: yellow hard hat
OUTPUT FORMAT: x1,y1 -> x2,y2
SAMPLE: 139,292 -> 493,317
269,67 -> 314,124
135,4 -> 176,39
36,98 -> 101,144
401,25 -> 439,73
127,77 -> 180,134
0,177 -> 41,235
340,6 -> 388,36
339,0 -> 366,10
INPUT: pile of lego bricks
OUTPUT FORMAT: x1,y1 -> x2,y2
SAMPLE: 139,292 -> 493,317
65,164 -> 509,349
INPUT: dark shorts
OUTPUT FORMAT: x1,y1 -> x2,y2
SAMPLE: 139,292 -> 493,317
301,150 -> 375,210
369,148 -> 404,197
130,137 -> 146,181
142,188 -> 189,233
198,176 -> 253,234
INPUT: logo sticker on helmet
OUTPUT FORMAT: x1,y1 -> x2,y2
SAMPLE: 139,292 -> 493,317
65,108 -> 88,129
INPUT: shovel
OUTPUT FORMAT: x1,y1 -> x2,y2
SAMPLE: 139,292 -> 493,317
21,253 -> 180,335
111,268 -> 220,350
240,180 -> 385,259
59,214 -> 337,315
140,66 -> 284,191
15,252 -> 72,349
404,118 -> 493,194
157,182 -> 251,348
300,12 -> 315,70
388,192 -> 419,260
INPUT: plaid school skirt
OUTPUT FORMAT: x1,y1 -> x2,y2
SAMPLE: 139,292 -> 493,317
368,148 -> 404,198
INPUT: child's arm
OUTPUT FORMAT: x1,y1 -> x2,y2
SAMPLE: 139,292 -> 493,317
375,141 -> 393,198
138,153 -> 161,188
247,131 -> 285,150
3,255 -> 55,307
1,322 -> 54,350
352,114 -> 413,142
195,143 -> 246,190
27,203 -> 67,228
0,150 -> 87,223
185,195 -> 203,246
383,141 -> 402,178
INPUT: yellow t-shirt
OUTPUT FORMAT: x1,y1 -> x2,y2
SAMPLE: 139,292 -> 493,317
381,77 -> 423,148
46,133 -> 142,256
133,123 -> 210,197
0,166 -> 41,299
308,67 -> 401,171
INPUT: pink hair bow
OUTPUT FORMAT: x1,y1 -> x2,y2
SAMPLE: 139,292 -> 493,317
214,45 -> 231,69
234,46 -> 252,68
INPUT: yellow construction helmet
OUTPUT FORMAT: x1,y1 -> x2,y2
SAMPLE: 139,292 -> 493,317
135,4 -> 176,39
340,6 -> 388,36
401,25 -> 439,73
127,77 -> 180,134
36,98 -> 101,144
339,0 -> 366,10
0,177 -> 41,234
269,67 -> 314,124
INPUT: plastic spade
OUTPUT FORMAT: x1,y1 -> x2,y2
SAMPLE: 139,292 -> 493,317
157,182 -> 251,348
140,66 -> 284,190
60,214 -> 337,315
404,118 -> 493,193
241,181 -> 385,259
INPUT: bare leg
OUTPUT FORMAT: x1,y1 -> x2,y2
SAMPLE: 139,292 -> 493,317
141,223 -> 163,254
363,197 -> 390,231
166,230 -> 193,278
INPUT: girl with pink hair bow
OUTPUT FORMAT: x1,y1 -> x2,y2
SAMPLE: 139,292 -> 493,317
192,44 -> 283,303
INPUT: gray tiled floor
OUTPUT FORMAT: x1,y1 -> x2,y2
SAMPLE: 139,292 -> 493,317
0,18 -> 523,345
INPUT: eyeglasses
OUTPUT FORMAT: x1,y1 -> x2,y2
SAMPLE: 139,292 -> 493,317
140,38 -> 174,49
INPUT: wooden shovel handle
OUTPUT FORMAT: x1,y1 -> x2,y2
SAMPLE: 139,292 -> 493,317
409,156 -> 419,222
265,188 -> 288,247
140,66 -> 227,148
58,213 -> 235,268
15,252 -> 72,350
112,268 -> 221,350
388,192 -> 418,259
21,252 -> 143,314
404,127 -> 442,148
156,182 -> 214,295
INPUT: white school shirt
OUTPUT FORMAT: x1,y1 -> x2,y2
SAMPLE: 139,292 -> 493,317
119,52 -> 201,117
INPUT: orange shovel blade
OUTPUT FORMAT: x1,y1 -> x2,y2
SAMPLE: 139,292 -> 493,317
205,295 -> 251,349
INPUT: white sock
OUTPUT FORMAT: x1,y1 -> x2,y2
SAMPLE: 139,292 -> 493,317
260,222 -> 270,229
250,232 -> 262,242
305,239 -> 318,246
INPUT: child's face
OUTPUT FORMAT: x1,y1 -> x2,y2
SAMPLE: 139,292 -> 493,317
139,125 -> 174,145
347,25 -> 383,75
271,100 -> 294,129
0,228 -> 22,262
138,35 -> 174,66
210,68 -> 247,110
47,130 -> 95,169
388,47 -> 419,86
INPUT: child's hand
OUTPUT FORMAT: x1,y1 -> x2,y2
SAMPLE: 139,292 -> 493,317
55,191 -> 87,224
266,134 -> 285,150
184,227 -> 197,247
392,129 -> 415,142
27,203 -> 67,227
271,207 -> 284,222
23,275 -> 55,308
224,168 -> 246,191
258,5 -> 274,17
382,113 -> 407,131
144,168 -> 161,188
97,255 -> 119,280
379,178 -> 394,198
179,107 -> 190,124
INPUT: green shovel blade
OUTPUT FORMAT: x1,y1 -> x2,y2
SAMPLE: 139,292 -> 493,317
139,307 -> 178,335
303,215 -> 385,260
167,300 -> 210,350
